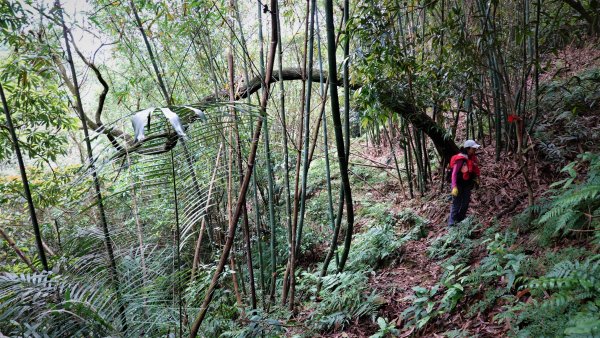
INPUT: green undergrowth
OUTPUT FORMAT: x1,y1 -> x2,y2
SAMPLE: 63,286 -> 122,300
289,152 -> 432,335
400,153 -> 600,337
350,161 -> 392,187
525,152 -> 600,246
290,206 -> 428,335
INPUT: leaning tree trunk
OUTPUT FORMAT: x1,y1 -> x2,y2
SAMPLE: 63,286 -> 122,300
324,0 -> 354,272
55,0 -> 126,331
378,89 -> 459,163
561,0 -> 600,35
0,83 -> 48,272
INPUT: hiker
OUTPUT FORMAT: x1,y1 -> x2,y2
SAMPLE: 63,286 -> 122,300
448,140 -> 481,226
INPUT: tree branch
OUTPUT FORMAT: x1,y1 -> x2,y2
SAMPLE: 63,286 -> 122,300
54,60 -> 457,161
69,36 -> 108,126
70,37 -> 128,151
199,67 -> 360,105
562,0 -> 593,23
0,227 -> 37,272
53,52 -> 133,149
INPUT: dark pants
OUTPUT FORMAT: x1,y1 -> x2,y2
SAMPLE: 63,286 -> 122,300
448,185 -> 472,226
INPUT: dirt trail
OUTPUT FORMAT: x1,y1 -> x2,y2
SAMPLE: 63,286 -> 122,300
329,141 -> 554,337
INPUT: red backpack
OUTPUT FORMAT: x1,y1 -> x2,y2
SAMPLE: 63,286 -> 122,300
445,153 -> 469,183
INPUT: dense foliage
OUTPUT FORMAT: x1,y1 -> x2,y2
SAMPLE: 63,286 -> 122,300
0,0 -> 599,336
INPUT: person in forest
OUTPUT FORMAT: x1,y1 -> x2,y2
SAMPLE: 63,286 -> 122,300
448,140 -> 481,226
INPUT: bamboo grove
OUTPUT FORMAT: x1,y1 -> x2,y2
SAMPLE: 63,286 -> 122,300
0,0 -> 598,336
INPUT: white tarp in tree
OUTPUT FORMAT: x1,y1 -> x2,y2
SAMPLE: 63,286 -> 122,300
131,108 -> 154,142
131,106 -> 208,142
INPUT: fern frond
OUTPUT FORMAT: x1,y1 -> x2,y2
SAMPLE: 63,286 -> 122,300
0,272 -> 115,336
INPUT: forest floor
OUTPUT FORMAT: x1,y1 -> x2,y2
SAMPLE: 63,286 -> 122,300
294,44 -> 600,337
320,139 -> 557,337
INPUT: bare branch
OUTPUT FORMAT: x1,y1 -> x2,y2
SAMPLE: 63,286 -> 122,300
69,34 -> 108,126
52,49 -> 133,149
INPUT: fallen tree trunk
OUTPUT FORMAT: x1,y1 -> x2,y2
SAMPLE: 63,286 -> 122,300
86,67 -> 457,161
200,67 -> 361,104
378,88 -> 459,162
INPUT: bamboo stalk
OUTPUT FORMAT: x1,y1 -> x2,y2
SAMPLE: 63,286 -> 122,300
129,0 -> 171,105
230,256 -> 245,317
343,0 -> 350,157
276,0 -> 293,274
0,83 -> 48,272
292,0 -> 318,310
382,119 -> 407,198
255,0 -> 279,306
191,144 -> 223,282
283,0 -> 311,307
228,0 -> 257,310
54,1 -> 126,330
251,174 -> 267,310
295,0 -> 317,263
325,0 -> 354,273
189,0 -> 279,333
123,140 -> 149,323
402,121 -> 414,199
233,0 -> 268,309
169,148 -> 183,338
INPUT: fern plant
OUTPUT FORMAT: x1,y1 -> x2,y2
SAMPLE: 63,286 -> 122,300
311,271 -> 385,331
563,311 -> 600,337
468,232 -> 525,290
525,255 -> 600,308
504,255 -> 600,337
401,263 -> 470,331
0,272 -> 115,336
221,310 -> 284,338
401,285 -> 440,329
343,223 -> 402,272
428,217 -> 480,260
536,152 -> 600,242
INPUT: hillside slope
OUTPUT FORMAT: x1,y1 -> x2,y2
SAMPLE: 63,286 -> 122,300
299,64 -> 600,337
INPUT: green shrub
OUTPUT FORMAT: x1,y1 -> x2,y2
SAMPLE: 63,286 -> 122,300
462,231 -> 523,317
400,264 -> 470,330
498,255 -> 600,337
520,247 -> 589,278
311,271 -> 384,331
369,317 -> 400,338
396,209 -> 429,239
478,232 -> 523,290
401,285 -> 440,330
526,255 -> 600,309
0,272 -> 114,337
221,310 -> 284,338
186,266 -> 240,337
344,223 -> 402,272
535,152 -> 600,244
535,69 -> 600,164
428,217 -> 480,261
355,201 -> 394,226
